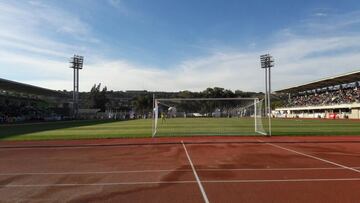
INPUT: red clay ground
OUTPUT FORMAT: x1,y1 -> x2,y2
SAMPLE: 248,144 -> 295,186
0,136 -> 360,202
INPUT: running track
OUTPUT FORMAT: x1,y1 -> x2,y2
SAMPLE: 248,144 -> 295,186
0,136 -> 360,202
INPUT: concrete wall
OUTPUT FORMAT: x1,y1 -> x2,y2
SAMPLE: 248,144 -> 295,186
349,109 -> 360,119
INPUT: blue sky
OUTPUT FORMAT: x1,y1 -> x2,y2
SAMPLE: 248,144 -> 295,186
1,0 -> 360,92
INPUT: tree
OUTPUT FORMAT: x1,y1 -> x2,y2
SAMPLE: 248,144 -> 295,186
132,95 -> 152,117
89,83 -> 109,112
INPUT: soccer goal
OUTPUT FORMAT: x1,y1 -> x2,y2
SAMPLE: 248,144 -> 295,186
152,98 -> 268,137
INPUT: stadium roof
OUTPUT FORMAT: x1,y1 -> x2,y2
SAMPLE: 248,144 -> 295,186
0,78 -> 69,98
276,70 -> 360,93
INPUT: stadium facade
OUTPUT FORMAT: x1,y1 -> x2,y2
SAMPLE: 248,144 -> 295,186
0,78 -> 71,122
275,70 -> 360,119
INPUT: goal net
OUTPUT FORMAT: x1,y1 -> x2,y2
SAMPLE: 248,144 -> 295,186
152,98 -> 268,137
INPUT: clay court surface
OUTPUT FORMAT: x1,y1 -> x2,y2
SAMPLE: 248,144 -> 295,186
1,136 -> 360,202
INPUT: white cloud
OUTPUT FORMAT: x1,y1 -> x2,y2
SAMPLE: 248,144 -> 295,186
0,1 -> 96,59
3,32 -> 360,93
75,35 -> 360,92
0,1 -> 99,89
107,0 -> 131,16
0,50 -> 71,84
314,12 -> 327,17
1,2 -> 360,93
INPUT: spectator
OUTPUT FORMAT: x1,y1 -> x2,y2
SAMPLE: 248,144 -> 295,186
287,87 -> 360,107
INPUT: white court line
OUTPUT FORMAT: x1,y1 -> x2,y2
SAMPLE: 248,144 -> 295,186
182,141 -> 210,203
258,140 -> 360,173
198,167 -> 355,171
204,178 -> 360,183
0,169 -> 192,176
0,180 -> 196,187
2,166 -> 360,176
256,131 -> 268,136
2,178 -> 360,188
0,144 -> 174,150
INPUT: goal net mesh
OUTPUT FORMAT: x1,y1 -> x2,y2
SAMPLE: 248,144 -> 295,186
152,98 -> 268,137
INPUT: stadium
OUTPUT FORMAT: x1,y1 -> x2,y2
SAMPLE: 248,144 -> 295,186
275,70 -> 360,119
2,63 -> 360,203
1,1 -> 360,203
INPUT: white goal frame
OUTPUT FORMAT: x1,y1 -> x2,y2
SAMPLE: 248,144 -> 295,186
152,97 -> 268,137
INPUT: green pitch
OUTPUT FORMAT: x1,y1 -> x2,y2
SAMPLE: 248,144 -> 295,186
155,117 -> 260,136
1,118 -> 360,141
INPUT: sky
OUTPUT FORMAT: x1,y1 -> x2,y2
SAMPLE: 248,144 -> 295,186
1,0 -> 360,92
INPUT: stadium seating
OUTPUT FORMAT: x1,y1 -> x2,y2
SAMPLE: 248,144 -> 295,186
286,87 -> 360,107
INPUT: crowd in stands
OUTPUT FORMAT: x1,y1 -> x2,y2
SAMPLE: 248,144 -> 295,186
0,102 -> 66,123
1,105 -> 42,123
287,87 -> 360,107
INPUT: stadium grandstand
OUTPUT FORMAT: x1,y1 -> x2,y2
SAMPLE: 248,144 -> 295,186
275,70 -> 360,119
0,78 -> 71,123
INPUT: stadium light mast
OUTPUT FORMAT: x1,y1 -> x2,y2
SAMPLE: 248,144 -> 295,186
70,55 -> 84,118
260,54 -> 274,136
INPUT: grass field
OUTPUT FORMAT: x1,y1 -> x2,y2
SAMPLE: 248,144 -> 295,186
1,118 -> 360,141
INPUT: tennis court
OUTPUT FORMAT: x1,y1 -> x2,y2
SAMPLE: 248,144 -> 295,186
1,136 -> 360,202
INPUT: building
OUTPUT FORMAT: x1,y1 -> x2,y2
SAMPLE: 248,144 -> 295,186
275,70 -> 360,119
0,78 -> 71,122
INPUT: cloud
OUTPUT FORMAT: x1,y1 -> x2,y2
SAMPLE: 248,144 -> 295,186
8,33 -> 359,93
0,1 -> 96,59
296,10 -> 360,35
26,2 -> 93,39
269,37 -> 360,90
3,39 -> 360,93
74,34 -> 360,92
107,0 -> 131,16
0,1 -> 100,89
1,2 -> 360,93
314,12 -> 327,17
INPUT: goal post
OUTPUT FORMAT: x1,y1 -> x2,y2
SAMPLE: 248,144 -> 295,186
152,97 -> 268,137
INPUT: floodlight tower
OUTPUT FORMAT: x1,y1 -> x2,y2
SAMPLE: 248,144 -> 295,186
260,54 -> 274,136
70,55 -> 84,118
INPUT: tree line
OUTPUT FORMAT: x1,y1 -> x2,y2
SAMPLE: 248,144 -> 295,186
79,84 -> 277,114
